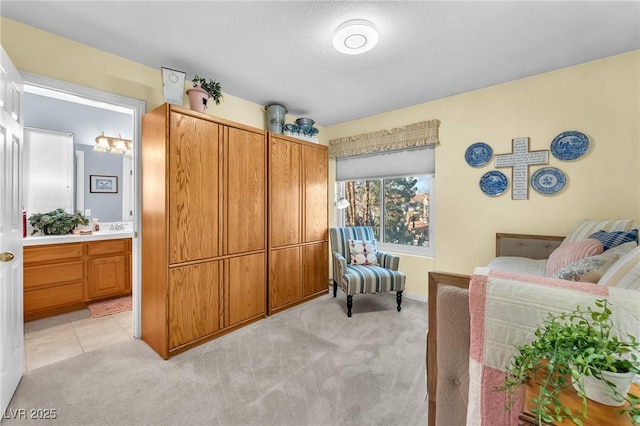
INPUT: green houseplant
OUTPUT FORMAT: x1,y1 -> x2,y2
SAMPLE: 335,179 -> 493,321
187,74 -> 222,112
28,208 -> 89,235
499,299 -> 640,426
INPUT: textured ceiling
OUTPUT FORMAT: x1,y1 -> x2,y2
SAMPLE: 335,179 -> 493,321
2,1 -> 639,126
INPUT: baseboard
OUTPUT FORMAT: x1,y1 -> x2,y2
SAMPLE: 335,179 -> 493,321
403,291 -> 427,303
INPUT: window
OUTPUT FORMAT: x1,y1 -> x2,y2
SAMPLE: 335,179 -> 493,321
336,147 -> 435,256
24,127 -> 74,216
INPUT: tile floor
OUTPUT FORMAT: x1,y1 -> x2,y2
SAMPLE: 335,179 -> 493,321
24,308 -> 133,371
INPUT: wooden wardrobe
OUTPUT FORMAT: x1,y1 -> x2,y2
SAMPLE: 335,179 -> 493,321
141,104 -> 266,359
268,133 -> 328,315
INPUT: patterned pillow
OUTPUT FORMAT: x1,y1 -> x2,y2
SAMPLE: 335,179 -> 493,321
612,260 -> 640,290
598,244 -> 640,287
545,239 -> 604,276
552,252 -> 619,282
348,239 -> 378,266
588,229 -> 638,250
562,219 -> 636,245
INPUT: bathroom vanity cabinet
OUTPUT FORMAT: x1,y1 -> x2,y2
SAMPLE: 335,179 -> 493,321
23,237 -> 132,321
87,239 -> 131,300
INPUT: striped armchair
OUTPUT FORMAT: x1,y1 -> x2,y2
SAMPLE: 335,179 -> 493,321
330,227 -> 406,317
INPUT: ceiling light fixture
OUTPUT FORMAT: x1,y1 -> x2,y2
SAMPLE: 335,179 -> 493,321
333,19 -> 379,55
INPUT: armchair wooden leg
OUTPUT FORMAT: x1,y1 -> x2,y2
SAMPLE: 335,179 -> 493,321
397,291 -> 403,312
333,281 -> 337,298
346,295 -> 353,317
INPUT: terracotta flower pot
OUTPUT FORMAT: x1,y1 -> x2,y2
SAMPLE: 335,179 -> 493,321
187,86 -> 209,113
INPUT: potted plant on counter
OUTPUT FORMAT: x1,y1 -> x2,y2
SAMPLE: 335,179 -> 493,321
187,74 -> 222,113
28,208 -> 89,235
499,299 -> 640,425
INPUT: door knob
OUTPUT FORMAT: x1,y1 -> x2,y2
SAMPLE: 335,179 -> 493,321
0,252 -> 15,262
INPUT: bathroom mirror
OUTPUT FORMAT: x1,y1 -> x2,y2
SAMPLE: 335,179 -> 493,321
23,90 -> 134,223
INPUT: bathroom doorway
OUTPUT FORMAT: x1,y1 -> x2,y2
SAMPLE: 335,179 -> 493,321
21,72 -> 144,368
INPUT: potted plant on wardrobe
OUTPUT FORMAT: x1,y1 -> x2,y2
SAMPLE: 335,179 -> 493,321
498,299 -> 640,426
187,74 -> 222,113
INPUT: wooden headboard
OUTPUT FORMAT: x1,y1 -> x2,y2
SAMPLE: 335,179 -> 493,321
495,233 -> 564,259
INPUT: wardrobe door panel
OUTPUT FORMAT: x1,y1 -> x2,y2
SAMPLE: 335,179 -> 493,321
269,247 -> 301,310
303,145 -> 328,243
269,137 -> 301,248
226,128 -> 265,254
169,262 -> 221,349
169,112 -> 219,264
228,253 -> 266,326
302,242 -> 329,298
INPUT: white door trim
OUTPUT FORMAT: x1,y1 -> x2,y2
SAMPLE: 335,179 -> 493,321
76,150 -> 85,214
122,155 -> 133,221
21,72 -> 145,339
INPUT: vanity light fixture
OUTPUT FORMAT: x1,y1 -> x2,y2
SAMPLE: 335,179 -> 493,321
110,136 -> 128,154
93,132 -> 110,152
333,19 -> 379,55
94,132 -> 132,155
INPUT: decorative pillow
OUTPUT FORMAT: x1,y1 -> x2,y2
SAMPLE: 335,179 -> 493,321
606,241 -> 638,257
348,239 -> 378,266
588,229 -> 638,250
552,253 -> 619,282
545,239 -> 604,276
579,255 -> 620,283
562,218 -> 636,244
612,260 -> 640,290
598,244 -> 640,287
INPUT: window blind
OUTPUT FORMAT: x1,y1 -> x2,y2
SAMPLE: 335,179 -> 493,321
24,127 -> 74,216
336,147 -> 435,181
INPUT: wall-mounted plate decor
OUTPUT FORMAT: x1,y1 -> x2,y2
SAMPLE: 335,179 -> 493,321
479,170 -> 508,196
531,167 -> 566,195
550,131 -> 589,161
465,142 -> 493,167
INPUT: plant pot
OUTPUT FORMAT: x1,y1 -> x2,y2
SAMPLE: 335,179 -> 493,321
187,87 -> 209,113
572,370 -> 634,406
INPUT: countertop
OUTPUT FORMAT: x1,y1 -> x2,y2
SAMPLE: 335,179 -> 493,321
23,230 -> 134,246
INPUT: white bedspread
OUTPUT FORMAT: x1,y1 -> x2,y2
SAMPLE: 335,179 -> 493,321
485,256 -> 547,276
466,268 -> 640,426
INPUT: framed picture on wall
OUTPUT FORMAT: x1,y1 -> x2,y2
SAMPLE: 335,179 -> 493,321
90,175 -> 118,193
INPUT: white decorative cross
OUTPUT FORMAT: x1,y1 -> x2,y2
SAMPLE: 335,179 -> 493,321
495,137 -> 549,200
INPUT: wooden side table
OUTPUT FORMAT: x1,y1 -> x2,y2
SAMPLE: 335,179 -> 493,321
519,380 -> 639,425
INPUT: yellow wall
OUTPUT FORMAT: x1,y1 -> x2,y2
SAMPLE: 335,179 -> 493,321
0,18 -> 327,143
327,50 -> 640,298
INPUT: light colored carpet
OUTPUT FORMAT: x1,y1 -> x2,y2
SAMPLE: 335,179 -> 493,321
6,293 -> 427,426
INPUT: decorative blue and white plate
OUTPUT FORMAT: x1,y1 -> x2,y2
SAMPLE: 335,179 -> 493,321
479,171 -> 508,196
550,131 -> 589,161
465,142 -> 493,167
531,167 -> 566,195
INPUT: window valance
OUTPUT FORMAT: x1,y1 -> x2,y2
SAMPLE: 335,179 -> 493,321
328,119 -> 440,159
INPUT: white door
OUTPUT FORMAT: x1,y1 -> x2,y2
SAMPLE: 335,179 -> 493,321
0,45 -> 24,416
